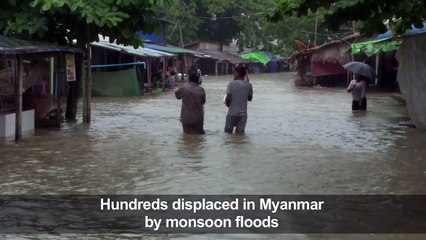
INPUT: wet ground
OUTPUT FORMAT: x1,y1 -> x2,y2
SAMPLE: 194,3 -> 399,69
1,72 -> 426,239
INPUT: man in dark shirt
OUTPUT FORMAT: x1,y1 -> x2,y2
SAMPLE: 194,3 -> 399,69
175,70 -> 206,134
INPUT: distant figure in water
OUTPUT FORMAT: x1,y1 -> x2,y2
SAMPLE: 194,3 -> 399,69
347,74 -> 367,111
195,64 -> 203,84
175,70 -> 206,134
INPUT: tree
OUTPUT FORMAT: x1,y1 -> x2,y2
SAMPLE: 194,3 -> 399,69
157,0 -> 278,50
267,0 -> 426,36
156,0 -> 353,55
0,0 -> 162,122
156,0 -> 246,45
154,0 -> 201,45
0,0 -> 161,48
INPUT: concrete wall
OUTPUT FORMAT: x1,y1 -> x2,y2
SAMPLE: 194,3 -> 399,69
396,34 -> 426,129
0,109 -> 35,138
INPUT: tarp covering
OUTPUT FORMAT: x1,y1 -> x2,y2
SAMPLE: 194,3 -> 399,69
376,22 -> 426,39
239,51 -> 271,65
92,68 -> 141,97
395,34 -> 426,129
351,37 -> 401,56
311,62 -> 347,77
268,60 -> 280,72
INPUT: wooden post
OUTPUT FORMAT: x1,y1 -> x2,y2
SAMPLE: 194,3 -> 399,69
50,57 -> 54,94
162,57 -> 167,91
81,53 -> 87,122
147,58 -> 152,90
14,55 -> 23,141
375,53 -> 380,86
215,61 -> 218,76
225,62 -> 228,75
56,53 -> 62,127
65,55 -> 80,121
182,54 -> 187,76
83,42 -> 92,123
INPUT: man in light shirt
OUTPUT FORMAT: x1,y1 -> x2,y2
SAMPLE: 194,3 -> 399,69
224,65 -> 253,133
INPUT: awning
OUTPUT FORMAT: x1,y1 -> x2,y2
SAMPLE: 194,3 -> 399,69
144,43 -> 204,56
91,41 -> 175,58
351,23 -> 426,56
0,36 -> 82,56
351,37 -> 401,56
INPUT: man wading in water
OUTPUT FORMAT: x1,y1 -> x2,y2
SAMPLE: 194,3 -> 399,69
175,70 -> 206,134
224,64 -> 253,134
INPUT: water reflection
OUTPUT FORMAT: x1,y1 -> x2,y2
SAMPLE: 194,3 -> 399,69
177,134 -> 206,159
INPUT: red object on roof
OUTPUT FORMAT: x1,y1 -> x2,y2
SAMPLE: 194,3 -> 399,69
294,40 -> 308,51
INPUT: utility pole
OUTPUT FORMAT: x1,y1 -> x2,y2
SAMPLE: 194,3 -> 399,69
314,10 -> 318,46
178,19 -> 187,81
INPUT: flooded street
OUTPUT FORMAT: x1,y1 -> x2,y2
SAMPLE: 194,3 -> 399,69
1,72 -> 426,239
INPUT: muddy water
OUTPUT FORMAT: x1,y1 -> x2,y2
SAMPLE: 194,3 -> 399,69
1,73 -> 426,239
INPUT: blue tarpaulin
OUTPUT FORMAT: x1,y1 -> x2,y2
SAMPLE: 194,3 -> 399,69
376,23 -> 426,39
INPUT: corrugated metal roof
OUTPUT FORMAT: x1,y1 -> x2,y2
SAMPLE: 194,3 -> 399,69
144,43 -> 204,55
91,41 -> 175,57
0,36 -> 82,55
202,50 -> 251,64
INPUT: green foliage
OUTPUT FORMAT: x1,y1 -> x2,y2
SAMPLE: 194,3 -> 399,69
156,0 -> 247,45
156,0 -> 353,55
0,0 -> 162,47
268,0 -> 426,36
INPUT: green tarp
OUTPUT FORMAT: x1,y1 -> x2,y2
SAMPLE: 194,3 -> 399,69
92,68 -> 141,97
239,51 -> 271,65
351,37 -> 401,56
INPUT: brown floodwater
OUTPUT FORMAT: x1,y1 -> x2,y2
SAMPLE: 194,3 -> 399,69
1,72 -> 425,239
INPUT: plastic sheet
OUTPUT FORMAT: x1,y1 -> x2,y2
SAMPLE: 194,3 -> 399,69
92,68 -> 141,97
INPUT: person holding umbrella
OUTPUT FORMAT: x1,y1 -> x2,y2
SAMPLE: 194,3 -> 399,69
343,61 -> 375,111
347,74 -> 368,111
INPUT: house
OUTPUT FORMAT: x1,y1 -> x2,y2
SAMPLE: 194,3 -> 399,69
290,33 -> 369,87
184,41 -> 250,76
91,38 -> 175,96
143,43 -> 205,79
0,36 -> 82,140
139,19 -> 206,79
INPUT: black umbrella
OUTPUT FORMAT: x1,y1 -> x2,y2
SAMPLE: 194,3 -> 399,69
342,61 -> 376,79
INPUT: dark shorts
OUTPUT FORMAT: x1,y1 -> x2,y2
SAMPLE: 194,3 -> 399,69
224,114 -> 247,134
182,123 -> 205,135
352,97 -> 367,111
